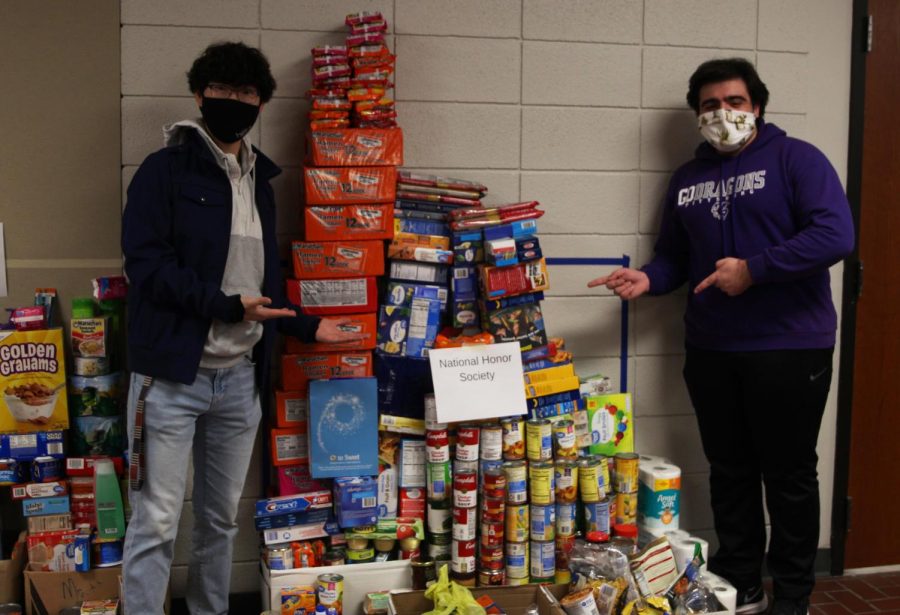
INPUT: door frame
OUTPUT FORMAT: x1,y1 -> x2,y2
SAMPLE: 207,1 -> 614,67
830,0 -> 869,576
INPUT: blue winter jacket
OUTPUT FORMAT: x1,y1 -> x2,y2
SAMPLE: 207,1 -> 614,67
122,129 -> 320,386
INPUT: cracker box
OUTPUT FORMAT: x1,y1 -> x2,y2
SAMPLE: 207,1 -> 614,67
480,258 -> 550,299
384,282 -> 448,312
284,313 -> 378,354
281,352 -> 373,392
270,427 -> 309,466
306,128 -> 403,167
388,261 -> 449,285
304,166 -> 397,205
291,240 -> 385,279
273,389 -> 308,428
308,378 -> 378,479
304,204 -> 394,241
586,393 -> 634,456
0,430 -> 65,460
0,328 -> 69,433
286,277 -> 379,316
483,301 -> 548,351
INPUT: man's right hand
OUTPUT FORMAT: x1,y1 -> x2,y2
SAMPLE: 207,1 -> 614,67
241,296 -> 296,321
587,267 -> 650,300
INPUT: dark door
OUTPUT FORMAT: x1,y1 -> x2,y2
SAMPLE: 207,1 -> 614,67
844,0 -> 900,568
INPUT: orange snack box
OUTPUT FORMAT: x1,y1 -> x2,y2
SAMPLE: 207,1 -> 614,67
304,204 -> 394,241
284,313 -> 377,353
291,240 -> 385,279
306,128 -> 403,166
391,231 -> 451,250
270,426 -> 309,466
280,351 -> 373,392
286,277 -> 378,315
303,166 -> 397,205
274,389 -> 308,428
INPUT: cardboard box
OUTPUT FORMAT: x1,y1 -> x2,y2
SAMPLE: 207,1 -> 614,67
333,476 -> 379,527
306,128 -> 403,167
273,389 -> 308,429
308,378 -> 378,478
280,352 -> 373,393
304,166 -> 397,205
270,427 -> 309,466
585,393 -> 634,456
389,583 -> 568,615
286,277 -> 379,316
24,567 -> 122,615
0,328 -> 69,433
480,258 -> 550,299
291,240 -> 385,279
304,204 -> 394,242
0,431 -> 65,461
0,531 -> 26,605
284,313 -> 377,354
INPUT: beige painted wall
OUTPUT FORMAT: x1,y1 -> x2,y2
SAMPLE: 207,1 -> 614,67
0,2 -> 122,322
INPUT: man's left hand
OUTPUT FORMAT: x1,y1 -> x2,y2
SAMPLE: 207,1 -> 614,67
315,317 -> 370,344
694,258 -> 753,296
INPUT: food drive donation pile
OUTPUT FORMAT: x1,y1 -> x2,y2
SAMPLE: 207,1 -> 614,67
1,280 -> 128,613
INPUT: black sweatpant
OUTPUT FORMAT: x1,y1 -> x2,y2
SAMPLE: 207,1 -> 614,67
683,345 -> 834,600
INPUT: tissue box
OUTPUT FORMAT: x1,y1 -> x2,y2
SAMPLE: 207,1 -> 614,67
334,476 -> 379,528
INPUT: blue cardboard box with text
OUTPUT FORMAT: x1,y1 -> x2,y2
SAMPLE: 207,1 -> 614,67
308,377 -> 378,478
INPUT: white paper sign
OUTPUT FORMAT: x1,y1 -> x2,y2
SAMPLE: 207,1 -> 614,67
428,342 -> 527,423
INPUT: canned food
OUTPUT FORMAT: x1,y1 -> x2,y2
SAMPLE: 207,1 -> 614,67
480,545 -> 505,570
347,547 -> 375,564
453,488 -> 477,509
577,456 -> 604,503
268,545 -> 294,570
93,538 -> 123,567
454,471 -> 477,492
481,496 -> 506,523
429,530 -> 452,546
614,452 -> 640,493
480,520 -> 505,548
503,460 -> 528,504
529,540 -> 555,579
505,503 -> 529,543
530,504 -> 556,542
482,468 -> 507,500
525,419 -> 552,462
555,534 -> 576,555
501,417 -> 525,460
551,419 -> 578,459
529,460 -> 555,506
323,550 -> 345,566
427,502 -> 452,533
506,574 -> 530,586
425,429 -> 450,463
374,536 -> 396,553
478,568 -> 505,586
556,502 -> 577,537
427,541 -> 451,561
452,507 -> 478,540
554,459 -> 578,504
454,459 -> 479,474
410,556 -> 436,590
480,424 -> 503,460
426,461 -> 451,502
479,459 -> 503,484
31,456 -> 62,483
450,570 -> 476,587
456,425 -> 480,461
317,573 -> 344,614
505,542 -> 529,579
599,454 -> 611,494
584,497 -> 611,535
615,491 -> 638,525
451,539 -> 476,573
555,566 -> 572,585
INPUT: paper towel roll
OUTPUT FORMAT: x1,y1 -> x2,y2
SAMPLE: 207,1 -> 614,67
671,536 -> 709,574
702,571 -> 737,614
663,528 -> 691,543
637,463 -> 681,531
638,453 -> 670,466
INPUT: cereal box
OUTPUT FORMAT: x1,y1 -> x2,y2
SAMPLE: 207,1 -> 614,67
0,329 -> 69,433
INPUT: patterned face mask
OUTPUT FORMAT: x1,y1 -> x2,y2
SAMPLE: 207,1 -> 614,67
697,108 -> 756,153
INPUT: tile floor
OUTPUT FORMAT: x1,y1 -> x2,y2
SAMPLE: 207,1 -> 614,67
807,571 -> 900,614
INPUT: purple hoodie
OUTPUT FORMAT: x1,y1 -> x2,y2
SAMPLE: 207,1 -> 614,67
641,120 -> 855,352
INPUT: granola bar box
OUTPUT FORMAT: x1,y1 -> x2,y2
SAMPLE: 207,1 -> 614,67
0,328 -> 69,433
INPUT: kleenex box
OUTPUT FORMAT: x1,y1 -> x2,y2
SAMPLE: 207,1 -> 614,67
308,378 -> 378,478
334,476 -> 379,528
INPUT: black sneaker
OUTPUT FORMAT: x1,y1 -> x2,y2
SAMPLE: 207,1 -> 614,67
770,598 -> 810,615
735,585 -> 768,614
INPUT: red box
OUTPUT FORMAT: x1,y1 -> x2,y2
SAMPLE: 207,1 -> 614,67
291,240 -> 385,279
274,389 -> 308,428
280,351 -> 374,392
398,487 -> 426,519
304,166 -> 397,205
480,258 -> 550,299
284,313 -> 377,353
65,456 -> 125,477
286,277 -> 378,315
306,128 -> 403,166
304,204 -> 394,241
270,427 -> 309,466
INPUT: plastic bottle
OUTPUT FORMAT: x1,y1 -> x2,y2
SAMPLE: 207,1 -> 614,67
94,458 -> 126,539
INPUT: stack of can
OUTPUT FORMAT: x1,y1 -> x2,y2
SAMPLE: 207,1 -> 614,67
424,415 -> 452,564
451,424 -> 479,586
611,452 -> 640,532
477,423 -> 504,586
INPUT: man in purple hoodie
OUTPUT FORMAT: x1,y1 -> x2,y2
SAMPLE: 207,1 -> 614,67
588,59 -> 854,615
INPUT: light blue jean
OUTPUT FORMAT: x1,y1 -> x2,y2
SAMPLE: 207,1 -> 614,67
123,360 -> 261,615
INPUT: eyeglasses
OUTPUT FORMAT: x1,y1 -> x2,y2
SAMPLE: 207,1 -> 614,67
205,83 -> 260,103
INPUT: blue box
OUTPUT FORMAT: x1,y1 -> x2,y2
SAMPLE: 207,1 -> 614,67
385,281 -> 448,312
452,300 -> 479,328
253,508 -> 333,531
395,217 -> 450,236
482,219 -> 539,242
0,431 -> 66,460
308,378 -> 379,479
374,354 -> 431,419
451,266 -> 478,302
22,495 -> 70,517
254,490 -> 332,518
405,296 -> 442,359
334,476 -> 379,528
376,306 -> 409,356
516,237 -> 542,262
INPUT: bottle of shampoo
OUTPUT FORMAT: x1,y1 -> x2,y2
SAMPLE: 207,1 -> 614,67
94,458 -> 126,540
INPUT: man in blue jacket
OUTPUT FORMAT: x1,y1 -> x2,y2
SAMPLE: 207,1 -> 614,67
121,42 -> 363,615
588,59 -> 854,615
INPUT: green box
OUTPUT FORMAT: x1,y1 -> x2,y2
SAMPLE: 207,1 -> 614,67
585,393 -> 634,456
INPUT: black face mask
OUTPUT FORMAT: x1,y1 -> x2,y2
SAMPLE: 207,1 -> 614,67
199,96 -> 259,143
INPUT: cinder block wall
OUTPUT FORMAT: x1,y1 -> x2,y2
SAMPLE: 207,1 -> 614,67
120,0 -> 853,596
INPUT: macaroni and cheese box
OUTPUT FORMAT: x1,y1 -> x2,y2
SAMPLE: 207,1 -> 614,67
306,128 -> 403,167
304,204 -> 394,241
270,427 -> 309,466
304,166 -> 397,205
286,277 -> 379,315
284,313 -> 377,353
0,329 -> 69,434
291,241 -> 385,279
281,352 -> 373,393
273,389 -> 308,428
308,378 -> 378,479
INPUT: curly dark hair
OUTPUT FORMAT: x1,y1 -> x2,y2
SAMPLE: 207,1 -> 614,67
187,42 -> 277,103
686,58 -> 769,118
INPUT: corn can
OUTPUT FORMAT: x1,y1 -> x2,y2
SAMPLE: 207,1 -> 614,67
505,541 -> 529,579
505,503 -> 529,543
525,419 -> 552,462
529,540 -> 555,579
530,504 -> 556,542
613,452 -> 640,493
528,460 -> 555,506
615,491 -> 638,525
584,497 -> 611,535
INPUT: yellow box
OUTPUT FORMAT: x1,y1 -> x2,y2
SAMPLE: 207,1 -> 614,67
523,376 -> 581,400
0,328 -> 69,433
522,363 -> 575,385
